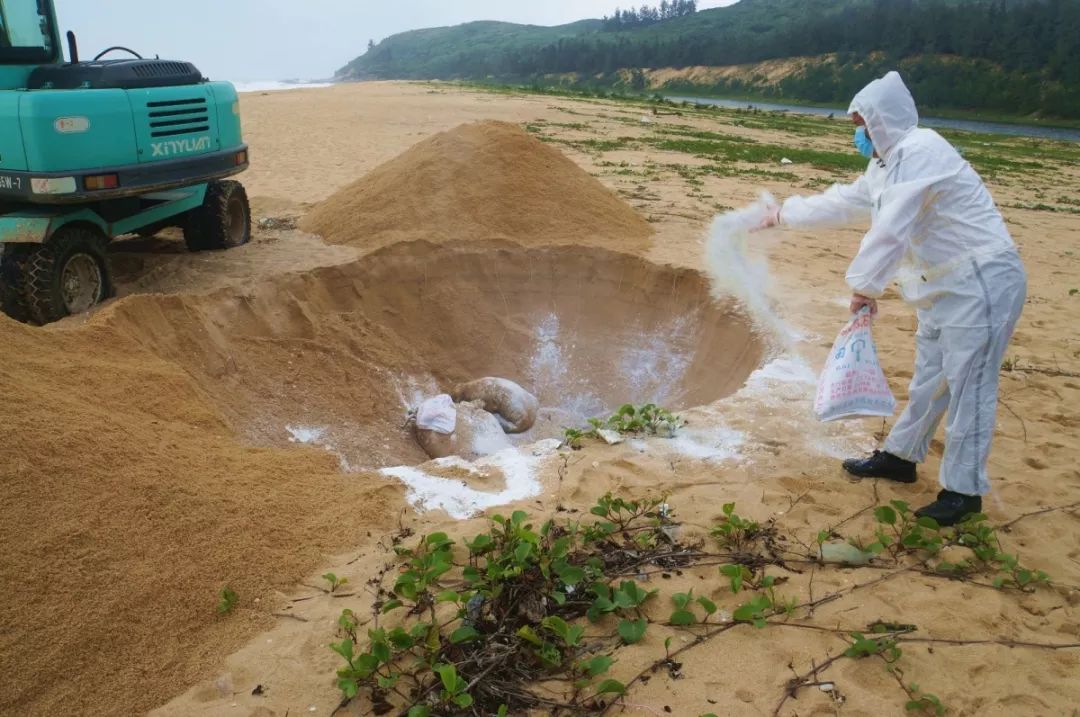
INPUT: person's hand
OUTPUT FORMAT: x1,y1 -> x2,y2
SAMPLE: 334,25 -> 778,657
751,205 -> 781,233
850,293 -> 878,316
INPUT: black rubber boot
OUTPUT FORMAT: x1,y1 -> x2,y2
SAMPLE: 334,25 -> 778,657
842,450 -> 917,484
914,490 -> 983,527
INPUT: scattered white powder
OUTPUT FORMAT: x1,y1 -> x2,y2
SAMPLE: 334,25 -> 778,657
618,314 -> 695,406
391,373 -> 441,412
734,355 -> 878,460
527,313 -> 569,394
703,193 -> 803,346
668,425 -> 746,462
467,411 -> 513,457
744,356 -> 817,387
379,441 -> 561,519
285,426 -> 326,444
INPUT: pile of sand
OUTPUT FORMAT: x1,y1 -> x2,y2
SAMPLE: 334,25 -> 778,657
301,121 -> 654,253
0,313 -> 402,715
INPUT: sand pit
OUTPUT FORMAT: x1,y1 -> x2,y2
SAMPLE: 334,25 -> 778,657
101,241 -> 765,471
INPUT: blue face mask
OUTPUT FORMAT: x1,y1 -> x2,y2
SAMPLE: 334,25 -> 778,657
854,126 -> 874,159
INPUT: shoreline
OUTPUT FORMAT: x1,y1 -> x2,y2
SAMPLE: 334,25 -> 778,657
413,79 -> 1080,137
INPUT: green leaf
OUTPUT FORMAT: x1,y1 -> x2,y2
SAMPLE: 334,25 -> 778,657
408,707 -> 432,717
497,706 -> 509,717
551,536 -> 572,559
355,653 -> 380,677
517,625 -> 543,646
587,598 -> 614,623
395,580 -> 418,601
733,596 -> 771,624
536,641 -> 563,667
329,639 -> 354,662
874,506 -> 898,526
618,618 -> 648,644
337,676 -> 359,699
595,678 -> 627,696
372,640 -> 391,664
555,562 -> 586,586
697,596 -> 718,615
542,615 -> 570,637
381,599 -> 404,614
453,693 -> 474,708
436,590 -> 460,603
580,655 -> 613,678
466,534 -> 493,553
671,591 -> 692,609
614,580 -> 653,608
514,542 -> 533,564
435,663 -> 458,693
426,532 -> 452,547
451,625 -> 480,644
670,609 -> 696,626
720,564 -> 745,593
217,586 -> 239,614
388,628 -> 415,650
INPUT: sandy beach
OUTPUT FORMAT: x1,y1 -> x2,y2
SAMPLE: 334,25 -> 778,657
2,81 -> 1078,717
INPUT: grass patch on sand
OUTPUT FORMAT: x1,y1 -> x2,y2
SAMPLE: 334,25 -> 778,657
645,135 -> 865,173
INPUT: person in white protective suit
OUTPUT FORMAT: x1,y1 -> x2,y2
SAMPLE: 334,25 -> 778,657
762,71 -> 1027,526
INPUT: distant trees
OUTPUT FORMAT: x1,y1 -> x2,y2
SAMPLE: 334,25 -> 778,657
345,0 -> 1080,118
602,1 -> 697,31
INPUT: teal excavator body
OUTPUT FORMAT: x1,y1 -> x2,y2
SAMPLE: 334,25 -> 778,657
0,0 -> 251,325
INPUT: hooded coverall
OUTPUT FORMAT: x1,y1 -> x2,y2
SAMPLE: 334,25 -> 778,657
780,72 -> 1027,497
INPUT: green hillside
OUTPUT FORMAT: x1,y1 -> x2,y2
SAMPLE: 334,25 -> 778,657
338,0 -> 1080,118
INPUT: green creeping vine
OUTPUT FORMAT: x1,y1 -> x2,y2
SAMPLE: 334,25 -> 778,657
330,494 -> 680,715
326,494 -> 1057,716
562,403 -> 683,449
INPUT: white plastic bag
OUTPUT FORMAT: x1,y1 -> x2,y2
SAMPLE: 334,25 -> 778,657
814,309 -> 897,422
415,394 -> 457,434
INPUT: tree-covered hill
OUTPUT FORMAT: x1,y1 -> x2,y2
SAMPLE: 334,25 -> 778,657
339,0 -> 1080,118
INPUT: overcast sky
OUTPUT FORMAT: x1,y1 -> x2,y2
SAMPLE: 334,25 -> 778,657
53,0 -> 738,81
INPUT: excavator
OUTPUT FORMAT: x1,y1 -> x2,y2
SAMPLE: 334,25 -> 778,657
0,0 -> 250,324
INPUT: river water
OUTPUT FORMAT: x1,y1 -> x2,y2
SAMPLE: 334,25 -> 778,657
664,95 -> 1080,142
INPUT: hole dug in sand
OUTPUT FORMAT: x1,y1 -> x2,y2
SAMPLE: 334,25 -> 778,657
105,240 -> 766,482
